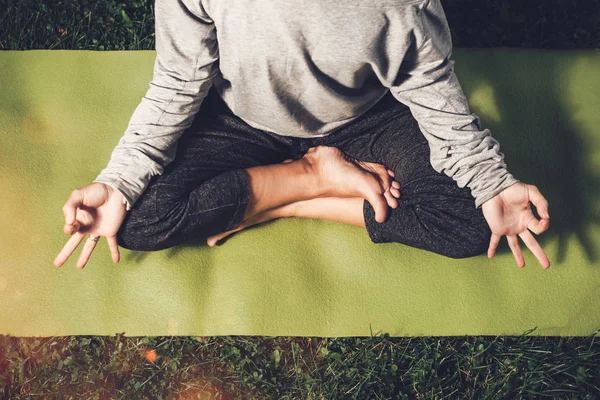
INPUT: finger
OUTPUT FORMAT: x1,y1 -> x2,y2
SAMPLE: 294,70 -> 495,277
507,235 -> 525,268
387,169 -> 395,177
519,230 -> 550,269
487,233 -> 501,258
390,187 -> 401,198
527,185 -> 550,219
384,190 -> 398,209
62,189 -> 84,225
107,236 -> 121,263
391,181 -> 400,190
63,220 -> 81,235
76,235 -> 100,269
527,216 -> 550,235
54,231 -> 86,267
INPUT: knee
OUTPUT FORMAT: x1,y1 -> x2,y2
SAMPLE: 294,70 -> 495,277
442,220 -> 491,259
443,238 -> 488,259
116,220 -> 160,252
423,199 -> 492,259
116,210 -> 169,252
374,224 -> 491,259
111,185 -> 166,251
365,200 -> 492,259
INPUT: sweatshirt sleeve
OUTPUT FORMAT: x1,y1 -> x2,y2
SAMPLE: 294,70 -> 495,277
93,0 -> 219,211
389,0 -> 519,208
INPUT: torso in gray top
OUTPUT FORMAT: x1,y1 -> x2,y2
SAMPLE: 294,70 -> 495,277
211,0 -> 411,137
94,0 -> 519,211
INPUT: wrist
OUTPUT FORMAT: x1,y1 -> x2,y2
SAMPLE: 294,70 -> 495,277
97,181 -> 131,211
476,179 -> 520,209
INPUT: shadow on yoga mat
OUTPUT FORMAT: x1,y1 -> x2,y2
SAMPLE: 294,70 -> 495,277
0,49 -> 598,337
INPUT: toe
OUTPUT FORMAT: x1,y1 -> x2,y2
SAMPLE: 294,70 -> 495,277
356,171 -> 389,223
372,165 -> 393,191
384,190 -> 398,209
390,187 -> 401,198
373,197 -> 389,223
365,190 -> 389,223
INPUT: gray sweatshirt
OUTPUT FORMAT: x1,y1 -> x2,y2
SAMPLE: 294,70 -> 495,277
94,0 -> 519,211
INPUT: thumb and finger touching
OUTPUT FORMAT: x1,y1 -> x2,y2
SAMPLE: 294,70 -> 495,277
527,184 -> 550,220
62,188 -> 97,233
63,189 -> 84,226
527,215 -> 550,235
63,219 -> 80,235
57,183 -> 122,268
485,182 -> 551,268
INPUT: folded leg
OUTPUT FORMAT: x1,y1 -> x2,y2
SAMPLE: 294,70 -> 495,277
322,92 -> 492,258
117,89 -> 291,251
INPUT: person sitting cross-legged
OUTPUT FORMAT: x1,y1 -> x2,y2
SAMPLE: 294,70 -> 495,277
54,0 -> 551,270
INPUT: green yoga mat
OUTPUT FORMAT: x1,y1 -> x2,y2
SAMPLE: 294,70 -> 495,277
1,49 -> 599,338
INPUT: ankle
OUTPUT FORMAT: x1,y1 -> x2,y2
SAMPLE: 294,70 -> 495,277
278,200 -> 301,218
300,147 -> 329,197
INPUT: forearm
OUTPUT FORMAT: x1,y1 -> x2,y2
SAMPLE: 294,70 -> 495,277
389,0 -> 519,208
94,0 -> 219,209
391,68 -> 520,208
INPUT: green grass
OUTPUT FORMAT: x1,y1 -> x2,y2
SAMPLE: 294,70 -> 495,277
2,330 -> 599,399
0,0 -> 155,50
1,0 -> 599,50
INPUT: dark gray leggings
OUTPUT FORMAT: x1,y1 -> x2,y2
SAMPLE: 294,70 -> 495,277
117,88 -> 492,258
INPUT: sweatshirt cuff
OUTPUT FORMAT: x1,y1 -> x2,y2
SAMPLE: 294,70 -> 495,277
470,167 -> 520,209
93,177 -> 135,211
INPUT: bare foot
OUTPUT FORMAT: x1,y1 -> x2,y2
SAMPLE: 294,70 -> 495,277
206,151 -> 402,246
303,146 -> 400,223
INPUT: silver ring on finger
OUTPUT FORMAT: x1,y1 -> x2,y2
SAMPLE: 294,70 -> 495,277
88,234 -> 100,242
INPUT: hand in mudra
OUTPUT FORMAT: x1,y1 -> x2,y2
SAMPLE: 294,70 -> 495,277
54,182 -> 127,269
482,182 -> 550,269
